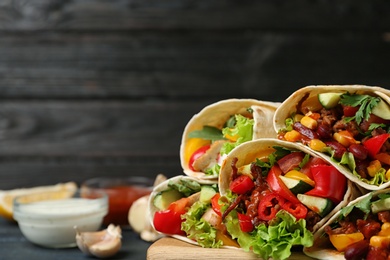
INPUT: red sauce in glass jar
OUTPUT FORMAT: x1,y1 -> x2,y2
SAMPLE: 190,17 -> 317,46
103,185 -> 151,226
81,177 -> 153,226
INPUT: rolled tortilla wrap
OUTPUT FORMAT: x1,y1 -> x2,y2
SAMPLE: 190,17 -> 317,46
180,98 -> 280,180
218,138 -> 361,260
274,85 -> 390,191
303,188 -> 390,260
148,175 -> 239,249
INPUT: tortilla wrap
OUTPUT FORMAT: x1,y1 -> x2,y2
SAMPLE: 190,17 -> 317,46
180,98 -> 280,179
273,85 -> 390,191
303,188 -> 390,260
219,138 -> 361,234
148,175 -> 239,249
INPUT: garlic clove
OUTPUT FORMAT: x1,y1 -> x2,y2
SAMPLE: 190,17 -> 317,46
128,174 -> 166,242
75,224 -> 122,258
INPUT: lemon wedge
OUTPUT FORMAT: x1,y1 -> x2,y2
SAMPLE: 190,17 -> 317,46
0,182 -> 77,221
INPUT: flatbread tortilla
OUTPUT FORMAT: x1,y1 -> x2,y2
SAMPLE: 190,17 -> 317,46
218,138 -> 361,234
180,98 -> 280,179
303,188 -> 390,260
148,175 -> 239,249
273,85 -> 390,191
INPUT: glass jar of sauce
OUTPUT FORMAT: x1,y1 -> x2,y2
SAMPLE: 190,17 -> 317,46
81,177 -> 153,226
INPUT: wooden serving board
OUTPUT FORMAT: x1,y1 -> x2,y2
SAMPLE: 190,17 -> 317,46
147,237 -> 314,260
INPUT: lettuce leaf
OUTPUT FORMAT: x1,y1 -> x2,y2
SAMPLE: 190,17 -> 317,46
220,114 -> 254,155
225,210 -> 313,260
181,201 -> 223,248
338,152 -> 387,186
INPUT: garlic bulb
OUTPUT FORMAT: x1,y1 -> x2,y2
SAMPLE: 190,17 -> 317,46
75,224 -> 122,258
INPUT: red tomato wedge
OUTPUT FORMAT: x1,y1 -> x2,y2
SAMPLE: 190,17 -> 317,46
153,197 -> 189,236
230,175 -> 254,194
237,213 -> 254,232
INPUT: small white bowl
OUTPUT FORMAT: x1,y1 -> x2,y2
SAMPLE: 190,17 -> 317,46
13,189 -> 108,248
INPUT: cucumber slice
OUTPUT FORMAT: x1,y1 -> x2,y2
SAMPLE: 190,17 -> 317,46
153,189 -> 183,210
279,175 -> 313,195
199,185 -> 216,203
297,194 -> 334,217
318,93 -> 342,109
371,197 -> 390,214
371,98 -> 390,120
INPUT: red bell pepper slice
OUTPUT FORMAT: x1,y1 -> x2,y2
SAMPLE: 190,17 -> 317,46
153,197 -> 189,236
305,165 -> 347,204
266,165 -> 300,204
237,213 -> 254,232
363,133 -> 390,158
211,193 -> 222,216
300,157 -> 327,179
230,175 -> 254,194
281,201 -> 308,220
258,192 -> 286,221
277,152 -> 305,174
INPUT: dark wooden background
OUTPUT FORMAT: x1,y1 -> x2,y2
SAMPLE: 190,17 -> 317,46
2,0 -> 390,189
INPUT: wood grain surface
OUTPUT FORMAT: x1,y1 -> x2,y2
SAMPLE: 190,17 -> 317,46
0,1 -> 389,189
147,237 -> 314,260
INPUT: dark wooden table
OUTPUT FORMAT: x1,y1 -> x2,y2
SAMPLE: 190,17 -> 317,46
0,218 -> 151,260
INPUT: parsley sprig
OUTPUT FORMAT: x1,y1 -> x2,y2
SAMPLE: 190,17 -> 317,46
339,93 -> 380,124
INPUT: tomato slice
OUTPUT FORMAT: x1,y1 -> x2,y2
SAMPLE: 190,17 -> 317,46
230,175 -> 254,194
188,144 -> 211,171
281,201 -> 308,220
266,165 -> 300,204
277,152 -> 305,173
211,193 -> 222,216
258,192 -> 285,221
342,105 -> 359,117
237,213 -> 254,232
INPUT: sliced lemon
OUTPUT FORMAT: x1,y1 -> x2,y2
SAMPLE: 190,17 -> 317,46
0,182 -> 77,221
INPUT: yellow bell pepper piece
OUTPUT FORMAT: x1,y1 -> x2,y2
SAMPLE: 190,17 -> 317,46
184,137 -> 210,164
329,232 -> 364,252
284,170 -> 315,187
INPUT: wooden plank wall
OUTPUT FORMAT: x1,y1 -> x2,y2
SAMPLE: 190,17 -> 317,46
2,0 -> 390,189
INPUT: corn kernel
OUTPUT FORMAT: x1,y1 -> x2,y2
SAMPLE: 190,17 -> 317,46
370,235 -> 390,248
333,132 -> 349,147
386,169 -> 390,180
367,160 -> 382,178
382,222 -> 390,231
309,139 -> 327,152
284,130 -> 302,142
300,116 -> 318,130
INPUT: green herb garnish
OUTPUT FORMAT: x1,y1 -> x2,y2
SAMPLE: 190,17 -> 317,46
339,93 -> 380,125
